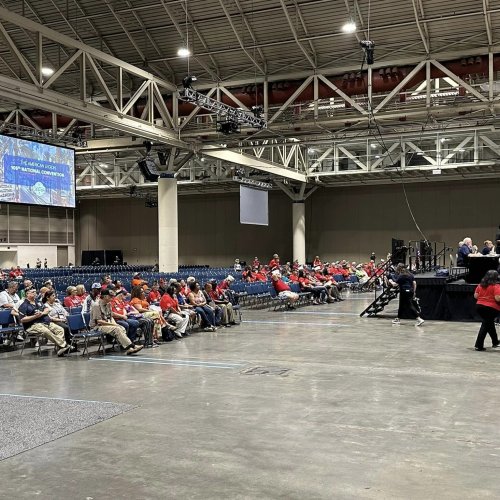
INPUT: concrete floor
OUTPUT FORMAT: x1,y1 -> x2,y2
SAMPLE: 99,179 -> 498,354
0,293 -> 499,499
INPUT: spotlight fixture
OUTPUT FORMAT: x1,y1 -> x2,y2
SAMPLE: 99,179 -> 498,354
177,47 -> 190,57
143,140 -> 153,153
342,21 -> 357,33
251,105 -> 263,118
360,40 -> 375,65
217,120 -> 240,135
182,75 -> 197,89
41,67 -> 54,77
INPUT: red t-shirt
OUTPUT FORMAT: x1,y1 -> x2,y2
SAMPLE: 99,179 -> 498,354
475,284 -> 500,311
298,277 -> 311,287
148,290 -> 161,303
160,293 -> 179,312
289,274 -> 299,282
64,296 -> 81,308
111,298 -> 127,316
273,279 -> 290,293
268,259 -> 279,270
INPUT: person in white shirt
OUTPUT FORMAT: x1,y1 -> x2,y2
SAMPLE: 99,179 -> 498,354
0,281 -> 22,311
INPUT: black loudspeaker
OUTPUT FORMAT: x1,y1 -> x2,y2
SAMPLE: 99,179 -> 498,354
391,238 -> 407,264
138,157 -> 159,182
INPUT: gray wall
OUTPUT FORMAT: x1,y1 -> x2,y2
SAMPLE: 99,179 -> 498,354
77,191 -> 293,266
76,178 -> 500,266
307,178 -> 499,263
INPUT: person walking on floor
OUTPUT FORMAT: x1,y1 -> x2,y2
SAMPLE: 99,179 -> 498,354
473,270 -> 500,351
392,266 -> 425,326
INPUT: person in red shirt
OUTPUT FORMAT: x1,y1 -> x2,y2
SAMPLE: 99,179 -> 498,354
268,254 -> 280,271
473,270 -> 500,350
148,282 -> 161,304
254,266 -> 267,282
218,275 -> 235,291
252,257 -> 260,268
313,256 -> 322,268
242,266 -> 254,282
271,272 -> 298,308
63,286 -> 81,308
160,285 -> 190,338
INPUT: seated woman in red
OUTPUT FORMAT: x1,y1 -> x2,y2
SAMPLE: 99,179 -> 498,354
63,286 -> 81,308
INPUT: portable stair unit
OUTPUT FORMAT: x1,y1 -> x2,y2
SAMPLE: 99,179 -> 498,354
360,287 -> 400,317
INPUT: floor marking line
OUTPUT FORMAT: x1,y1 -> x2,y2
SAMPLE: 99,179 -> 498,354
122,356 -> 245,366
0,393 -> 119,404
90,358 -> 238,369
243,320 -> 349,327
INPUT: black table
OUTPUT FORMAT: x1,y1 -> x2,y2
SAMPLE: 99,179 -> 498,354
465,256 -> 499,283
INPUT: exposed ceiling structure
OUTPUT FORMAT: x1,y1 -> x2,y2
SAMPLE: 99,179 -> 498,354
0,0 -> 500,198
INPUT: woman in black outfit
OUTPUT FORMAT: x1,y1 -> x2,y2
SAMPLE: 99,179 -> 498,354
392,266 -> 425,326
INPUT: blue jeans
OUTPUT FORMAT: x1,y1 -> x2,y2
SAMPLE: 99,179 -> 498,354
116,318 -> 139,342
195,306 -> 216,327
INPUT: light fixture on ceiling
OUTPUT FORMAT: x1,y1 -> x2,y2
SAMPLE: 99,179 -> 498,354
370,143 -> 377,149
417,151 -> 424,156
177,47 -> 190,57
41,67 -> 54,77
342,21 -> 357,34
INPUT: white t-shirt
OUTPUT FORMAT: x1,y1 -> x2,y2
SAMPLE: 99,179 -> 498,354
0,290 -> 22,310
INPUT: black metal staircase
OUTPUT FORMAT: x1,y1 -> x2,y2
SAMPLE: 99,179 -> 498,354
360,287 -> 400,317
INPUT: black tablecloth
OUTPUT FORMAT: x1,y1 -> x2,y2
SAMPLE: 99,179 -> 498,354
466,256 -> 499,284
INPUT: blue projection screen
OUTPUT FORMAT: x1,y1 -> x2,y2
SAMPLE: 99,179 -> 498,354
0,135 -> 75,208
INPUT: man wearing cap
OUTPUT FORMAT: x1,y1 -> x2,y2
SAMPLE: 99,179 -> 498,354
90,289 -> 143,355
18,288 -> 70,356
83,283 -> 102,314
271,271 -> 299,308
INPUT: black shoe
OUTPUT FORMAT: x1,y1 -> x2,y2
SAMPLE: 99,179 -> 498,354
493,344 -> 500,348
475,347 -> 486,351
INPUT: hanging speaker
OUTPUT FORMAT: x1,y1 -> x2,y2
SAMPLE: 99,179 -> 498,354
137,156 -> 159,182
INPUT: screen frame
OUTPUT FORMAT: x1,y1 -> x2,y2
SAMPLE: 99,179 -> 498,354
0,132 -> 76,209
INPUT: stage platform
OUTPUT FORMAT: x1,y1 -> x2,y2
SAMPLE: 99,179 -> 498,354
415,272 -> 478,321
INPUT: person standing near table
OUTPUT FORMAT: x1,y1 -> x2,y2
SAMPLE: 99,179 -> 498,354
473,270 -> 500,351
392,266 -> 425,326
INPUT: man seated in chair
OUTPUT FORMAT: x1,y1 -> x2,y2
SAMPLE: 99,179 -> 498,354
89,289 -> 143,355
18,288 -> 70,357
457,237 -> 474,267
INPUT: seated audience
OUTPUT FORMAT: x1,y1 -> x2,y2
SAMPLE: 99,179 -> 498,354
18,279 -> 33,299
298,269 -> 326,304
63,286 -> 81,308
43,290 -> 76,350
19,288 -> 70,357
271,271 -> 299,308
83,283 -> 102,314
0,281 -> 21,311
207,280 -> 236,326
187,282 -> 217,331
75,284 -> 88,303
130,286 -> 164,344
147,281 -> 161,304
252,257 -> 260,268
234,259 -> 242,272
160,285 -> 190,338
268,254 -> 280,271
89,289 -> 143,355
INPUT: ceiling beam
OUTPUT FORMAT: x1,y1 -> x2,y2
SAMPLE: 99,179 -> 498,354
0,73 -> 190,150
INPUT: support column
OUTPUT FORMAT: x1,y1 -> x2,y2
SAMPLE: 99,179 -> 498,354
292,201 -> 306,265
158,177 -> 178,272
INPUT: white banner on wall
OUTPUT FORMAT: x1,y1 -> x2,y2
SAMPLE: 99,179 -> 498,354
240,185 -> 269,226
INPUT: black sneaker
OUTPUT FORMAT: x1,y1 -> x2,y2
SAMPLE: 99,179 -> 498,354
475,347 -> 486,351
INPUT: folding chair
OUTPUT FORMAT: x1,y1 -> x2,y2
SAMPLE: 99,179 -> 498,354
0,309 -> 23,348
67,314 -> 106,358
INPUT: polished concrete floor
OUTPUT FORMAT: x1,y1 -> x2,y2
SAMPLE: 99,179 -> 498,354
1,292 -> 499,499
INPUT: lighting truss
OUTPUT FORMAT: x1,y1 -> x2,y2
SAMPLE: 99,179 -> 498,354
0,121 -> 87,147
233,175 -> 272,190
179,88 -> 267,129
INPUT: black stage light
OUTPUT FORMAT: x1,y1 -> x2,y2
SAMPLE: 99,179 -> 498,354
360,40 -> 375,65
251,105 -> 263,118
182,75 -> 197,89
143,140 -> 153,153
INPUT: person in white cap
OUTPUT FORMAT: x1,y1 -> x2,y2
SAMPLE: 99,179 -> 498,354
82,283 -> 102,314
